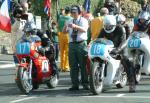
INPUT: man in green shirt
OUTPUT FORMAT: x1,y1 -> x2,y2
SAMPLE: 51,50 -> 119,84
58,7 -> 73,72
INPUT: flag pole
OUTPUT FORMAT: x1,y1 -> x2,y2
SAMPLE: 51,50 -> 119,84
56,0 -> 59,22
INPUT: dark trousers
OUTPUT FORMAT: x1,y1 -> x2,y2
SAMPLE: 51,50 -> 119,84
54,43 -> 59,61
69,41 -> 88,87
121,56 -> 136,84
46,50 -> 59,75
13,54 -> 19,64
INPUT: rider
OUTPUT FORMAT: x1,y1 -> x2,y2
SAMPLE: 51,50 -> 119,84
98,15 -> 126,48
13,2 -> 58,75
36,30 -> 59,75
131,10 -> 150,86
133,11 -> 150,37
97,15 -> 136,92
116,14 -> 131,39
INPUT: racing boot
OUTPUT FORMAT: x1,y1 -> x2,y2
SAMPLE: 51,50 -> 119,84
128,76 -> 136,93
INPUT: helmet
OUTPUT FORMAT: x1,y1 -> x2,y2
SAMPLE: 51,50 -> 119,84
138,11 -> 150,21
103,15 -> 116,33
13,5 -> 23,18
116,14 -> 126,25
137,11 -> 150,30
24,22 -> 36,32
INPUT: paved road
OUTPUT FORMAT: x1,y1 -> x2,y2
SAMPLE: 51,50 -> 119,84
0,54 -> 150,103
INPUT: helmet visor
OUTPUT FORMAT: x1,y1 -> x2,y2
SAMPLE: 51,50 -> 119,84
104,25 -> 115,31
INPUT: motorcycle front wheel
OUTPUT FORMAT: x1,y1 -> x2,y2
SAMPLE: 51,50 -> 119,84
16,67 -> 32,94
90,60 -> 104,95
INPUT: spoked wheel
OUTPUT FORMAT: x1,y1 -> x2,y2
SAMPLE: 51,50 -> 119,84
16,67 -> 32,94
90,61 -> 104,95
116,64 -> 127,88
46,74 -> 59,88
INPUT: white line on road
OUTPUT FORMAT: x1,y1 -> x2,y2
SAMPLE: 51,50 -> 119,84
0,61 -> 15,69
19,95 -> 28,97
0,64 -> 15,68
116,94 -> 125,97
0,61 -> 14,63
83,95 -> 150,99
10,97 -> 37,103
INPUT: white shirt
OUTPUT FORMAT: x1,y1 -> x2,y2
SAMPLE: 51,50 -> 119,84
11,13 -> 36,52
66,16 -> 89,42
12,13 -> 35,33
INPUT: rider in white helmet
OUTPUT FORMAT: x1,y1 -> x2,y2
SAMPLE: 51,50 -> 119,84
98,15 -> 136,93
98,15 -> 126,51
103,15 -> 117,33
116,14 -> 131,38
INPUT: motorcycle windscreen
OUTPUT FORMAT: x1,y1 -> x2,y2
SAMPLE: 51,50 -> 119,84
90,43 -> 106,56
16,42 -> 30,55
128,38 -> 141,48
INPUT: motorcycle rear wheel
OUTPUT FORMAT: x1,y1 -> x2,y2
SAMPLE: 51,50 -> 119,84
32,83 -> 39,90
46,74 -> 59,88
16,67 -> 32,94
90,61 -> 104,95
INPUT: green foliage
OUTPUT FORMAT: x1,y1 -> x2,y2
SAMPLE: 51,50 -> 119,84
30,0 -> 150,19
30,0 -> 46,19
132,0 -> 150,3
30,0 -> 102,19
58,0 -> 103,16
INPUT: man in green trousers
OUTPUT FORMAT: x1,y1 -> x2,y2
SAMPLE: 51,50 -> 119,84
63,5 -> 89,90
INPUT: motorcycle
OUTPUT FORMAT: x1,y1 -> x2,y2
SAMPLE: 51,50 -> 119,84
127,31 -> 150,83
88,38 -> 127,95
15,34 -> 59,94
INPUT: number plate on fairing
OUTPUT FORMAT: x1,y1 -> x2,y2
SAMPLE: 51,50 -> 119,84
42,60 -> 49,73
128,38 -> 141,48
90,43 -> 106,56
16,42 -> 30,55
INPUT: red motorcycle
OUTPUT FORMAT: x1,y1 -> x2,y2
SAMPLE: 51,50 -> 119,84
15,36 -> 59,94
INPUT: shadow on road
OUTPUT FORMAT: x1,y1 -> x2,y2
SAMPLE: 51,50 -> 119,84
0,83 -> 21,96
0,72 -> 150,97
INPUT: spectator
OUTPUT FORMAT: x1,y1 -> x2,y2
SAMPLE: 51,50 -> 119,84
63,5 -> 89,91
82,6 -> 94,44
58,6 -> 73,72
90,7 -> 109,40
57,8 -> 65,21
141,0 -> 150,13
12,2 -> 34,65
51,21 -> 59,61
104,0 -> 119,15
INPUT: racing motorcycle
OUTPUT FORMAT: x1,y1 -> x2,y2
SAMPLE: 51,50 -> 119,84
127,31 -> 150,83
88,38 -> 127,95
15,34 -> 59,94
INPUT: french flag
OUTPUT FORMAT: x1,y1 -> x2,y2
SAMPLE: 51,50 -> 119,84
44,0 -> 51,18
0,0 -> 11,33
